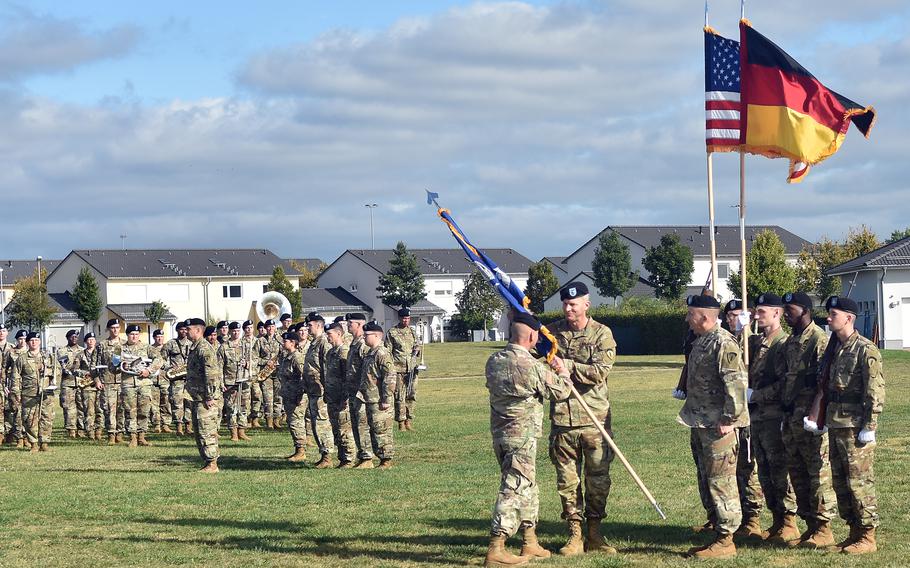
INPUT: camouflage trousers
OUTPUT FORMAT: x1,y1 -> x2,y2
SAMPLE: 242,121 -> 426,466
249,380 -> 262,419
327,399 -> 356,464
4,394 -> 23,440
782,417 -> 837,522
752,419 -> 797,516
102,383 -> 123,434
394,370 -> 415,422
548,424 -> 613,521
148,381 -> 171,427
349,397 -> 374,460
829,427 -> 879,529
272,377 -> 284,420
365,402 -> 394,460
121,383 -> 153,434
191,398 -> 221,464
282,384 -> 308,450
169,379 -> 190,426
491,436 -> 540,538
224,383 -> 251,428
259,377 -> 276,419
59,384 -> 79,432
690,428 -> 741,535
735,427 -> 764,518
76,387 -> 98,433
23,394 -> 55,444
308,395 -> 335,456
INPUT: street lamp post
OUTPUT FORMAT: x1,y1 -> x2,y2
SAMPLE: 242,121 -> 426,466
364,203 -> 378,250
0,267 -> 5,326
120,234 -> 127,250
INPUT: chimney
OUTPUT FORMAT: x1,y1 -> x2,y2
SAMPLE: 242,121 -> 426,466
698,226 -> 703,234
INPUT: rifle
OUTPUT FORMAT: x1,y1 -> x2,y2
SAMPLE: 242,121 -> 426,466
806,335 -> 840,428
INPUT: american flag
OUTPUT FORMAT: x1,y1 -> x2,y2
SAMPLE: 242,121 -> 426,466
705,29 -> 741,152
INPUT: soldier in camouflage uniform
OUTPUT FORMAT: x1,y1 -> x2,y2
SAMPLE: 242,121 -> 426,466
0,325 -> 11,442
324,322 -> 355,467
57,329 -> 83,439
360,321 -> 396,468
818,296 -> 884,554
679,294 -> 749,559
240,321 -> 259,429
780,292 -> 837,546
148,329 -> 172,433
3,330 -> 28,446
278,331 -> 308,462
120,324 -> 163,447
546,282 -> 617,556
345,313 -> 374,468
12,332 -> 62,451
741,294 -> 798,541
163,322 -> 192,435
76,332 -> 103,439
303,312 -> 336,468
484,312 -> 572,568
250,321 -> 266,425
184,318 -> 223,472
219,322 -> 252,441
255,319 -> 282,429
98,319 -> 125,445
385,307 -> 421,431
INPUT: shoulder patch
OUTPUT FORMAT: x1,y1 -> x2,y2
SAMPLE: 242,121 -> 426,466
725,351 -> 739,366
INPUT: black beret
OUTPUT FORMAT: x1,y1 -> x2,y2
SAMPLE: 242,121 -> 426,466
825,296 -> 858,315
175,321 -> 187,330
280,313 -> 292,321
281,332 -> 298,341
15,329 -> 28,339
723,299 -> 744,313
688,295 -> 722,309
217,321 -> 228,328
333,315 -> 345,324
347,312 -> 366,321
783,292 -> 813,312
263,319 -> 276,326
26,331 -> 40,341
66,329 -> 80,338
287,323 -> 298,333
152,329 -> 164,337
306,312 -> 324,323
398,307 -> 410,317
560,281 -> 589,301
242,320 -> 253,328
84,332 -> 96,340
256,321 -> 265,329
512,311 -> 542,331
364,322 -> 383,333
325,322 -> 343,333
126,324 -> 141,333
106,318 -> 119,328
228,321 -> 241,330
204,325 -> 216,336
185,317 -> 206,327
755,293 -> 783,307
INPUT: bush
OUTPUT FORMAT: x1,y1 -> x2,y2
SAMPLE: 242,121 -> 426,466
539,298 -> 688,355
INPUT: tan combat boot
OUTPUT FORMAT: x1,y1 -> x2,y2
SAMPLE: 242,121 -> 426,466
16,438 -> 25,448
734,514 -> 765,539
153,424 -> 162,433
67,429 -> 77,439
835,523 -> 863,550
314,454 -> 334,469
238,428 -> 251,441
397,421 -> 405,431
484,535 -> 529,567
176,423 -> 185,435
336,461 -> 354,469
519,525 -> 550,559
199,459 -> 219,473
769,513 -> 801,545
161,424 -> 173,433
690,533 -> 736,559
108,434 -> 117,445
286,447 -> 307,462
354,459 -> 374,469
251,418 -> 261,428
137,432 -> 152,447
115,432 -> 124,443
86,429 -> 95,440
585,519 -> 617,554
230,427 -> 239,441
95,428 -> 104,440
405,419 -> 414,431
559,520 -> 584,556
30,441 -> 39,452
763,512 -> 784,541
266,417 -> 274,429
77,430 -> 87,438
186,422 -> 194,434
841,527 -> 876,555
799,520 -> 835,549
691,520 -> 714,534
128,433 -> 138,447
39,442 -> 50,452
377,458 -> 393,470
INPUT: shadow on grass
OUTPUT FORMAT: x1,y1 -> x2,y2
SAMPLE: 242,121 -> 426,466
150,453 -> 309,471
614,361 -> 684,370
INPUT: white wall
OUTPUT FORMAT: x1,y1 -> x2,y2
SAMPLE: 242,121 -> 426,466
46,254 -> 109,303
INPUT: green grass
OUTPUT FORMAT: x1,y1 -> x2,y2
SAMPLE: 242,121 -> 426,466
1,344 -> 908,567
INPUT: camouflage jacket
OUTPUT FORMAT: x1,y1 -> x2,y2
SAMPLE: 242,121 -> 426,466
747,327 -> 789,421
240,335 -> 259,382
163,337 -> 192,372
120,341 -> 163,387
186,337 -> 223,401
255,335 -> 282,378
218,339 -> 244,386
324,341 -> 350,405
486,343 -> 571,439
303,333 -> 332,397
4,345 -> 27,390
148,344 -> 165,385
346,335 -> 369,400
678,325 -> 749,429
99,336 -> 124,384
0,341 -> 10,387
360,345 -> 396,405
547,318 -> 616,428
277,349 -> 306,389
58,344 -> 84,387
12,350 -> 62,397
781,322 -> 828,418
78,347 -> 103,386
826,330 -> 885,431
384,325 -> 420,372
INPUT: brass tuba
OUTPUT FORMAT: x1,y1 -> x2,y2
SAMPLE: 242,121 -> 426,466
256,291 -> 292,327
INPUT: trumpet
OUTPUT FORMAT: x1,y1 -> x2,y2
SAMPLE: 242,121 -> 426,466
165,364 -> 187,380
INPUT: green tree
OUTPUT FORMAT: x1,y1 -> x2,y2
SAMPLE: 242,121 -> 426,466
456,271 -> 503,332
727,229 -> 797,300
6,267 -> 56,331
642,234 -> 694,301
377,241 -> 426,308
144,300 -> 169,330
267,265 -> 301,317
796,237 -> 845,300
843,225 -> 880,259
290,260 -> 328,289
887,227 -> 910,244
525,260 -> 560,313
71,266 -> 104,327
591,231 -> 635,305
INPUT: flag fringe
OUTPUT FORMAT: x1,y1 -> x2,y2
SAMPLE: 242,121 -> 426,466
704,25 -> 719,35
843,105 -> 877,139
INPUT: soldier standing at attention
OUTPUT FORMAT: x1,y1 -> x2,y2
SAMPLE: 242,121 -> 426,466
4,330 -> 29,447
218,322 -> 246,441
216,321 -> 229,345
279,330 -> 308,462
385,307 -> 420,431
58,329 -> 83,439
12,332 -> 61,452
680,294 -> 749,559
163,322 -> 192,435
77,332 -> 102,440
483,312 -> 572,568
819,296 -> 884,554
121,324 -> 162,447
99,319 -> 125,445
242,320 -> 261,428
255,319 -> 281,429
148,329 -> 172,433
360,321 -> 396,469
324,322 -> 355,468
184,318 -> 223,473
0,325 -> 10,443
345,313 -> 374,468
303,312 -> 336,468
546,282 -> 617,556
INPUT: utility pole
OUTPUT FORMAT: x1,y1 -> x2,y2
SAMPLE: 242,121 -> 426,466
120,234 -> 127,250
364,203 -> 378,250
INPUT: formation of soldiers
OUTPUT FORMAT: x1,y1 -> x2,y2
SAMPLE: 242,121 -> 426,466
483,282 -> 884,567
0,307 -> 422,473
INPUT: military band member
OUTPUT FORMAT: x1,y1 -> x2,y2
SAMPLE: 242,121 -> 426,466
385,307 -> 421,431
205,325 -> 218,347
77,332 -> 102,439
255,319 -> 281,429
185,317 -> 223,472
57,329 -> 83,439
256,321 -> 266,338
249,321 -> 266,427
12,331 -> 61,451
148,329 -> 172,433
360,321 -> 396,469
325,322 -> 355,467
121,324 -> 162,447
483,312 -> 571,568
0,324 -> 10,442
546,282 -> 617,556
4,329 -> 28,447
279,330 -> 308,462
303,312 -> 336,468
163,322 -> 192,435
345,313 -> 374,468
218,322 -> 250,441
99,319 -> 125,445
216,321 -> 229,344
235,320 -> 257,439
680,294 -> 749,560
279,313 -> 293,332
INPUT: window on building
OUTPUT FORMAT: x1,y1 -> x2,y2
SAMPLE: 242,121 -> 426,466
222,285 -> 241,298
262,284 -> 269,293
717,263 -> 730,279
434,281 -> 453,296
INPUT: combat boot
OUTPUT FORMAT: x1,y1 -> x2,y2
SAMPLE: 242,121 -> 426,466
559,520 -> 584,556
161,424 -> 172,433
354,459 -> 374,469
484,534 -> 529,567
834,523 -> 863,550
186,422 -> 194,434
115,432 -> 124,443
286,447 -> 307,462
137,433 -> 152,447
87,429 -> 96,440
266,417 -> 275,429
735,514 -> 766,539
29,441 -> 39,452
128,433 -> 138,448
841,528 -> 876,555
336,461 -> 354,469
799,520 -> 835,549
398,421 -> 405,431
519,525 -> 550,559
95,428 -> 104,440
176,423 -> 185,436
67,429 -> 77,439
769,513 -> 801,545
377,458 -> 393,470
108,434 -> 117,445
251,418 -> 261,428
585,519 -> 617,554
764,511 -> 784,541
230,427 -> 239,441
689,532 -> 736,559
405,419 -> 414,431
691,520 -> 714,534
199,459 -> 219,473
39,442 -> 49,452
238,428 -> 251,441
153,424 -> 162,433
314,454 -> 334,469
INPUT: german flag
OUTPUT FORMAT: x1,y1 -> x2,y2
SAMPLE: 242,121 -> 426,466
739,20 -> 875,183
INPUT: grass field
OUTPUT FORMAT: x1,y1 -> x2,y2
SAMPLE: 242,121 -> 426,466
1,342 -> 908,567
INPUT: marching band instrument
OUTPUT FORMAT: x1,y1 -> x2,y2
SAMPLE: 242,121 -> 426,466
256,291 -> 292,327
165,363 -> 187,380
118,353 -> 160,378
257,355 -> 278,381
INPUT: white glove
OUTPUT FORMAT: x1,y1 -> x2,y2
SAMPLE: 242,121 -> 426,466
857,428 -> 876,444
802,416 -> 828,435
746,388 -> 754,403
672,389 -> 687,400
736,311 -> 751,332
